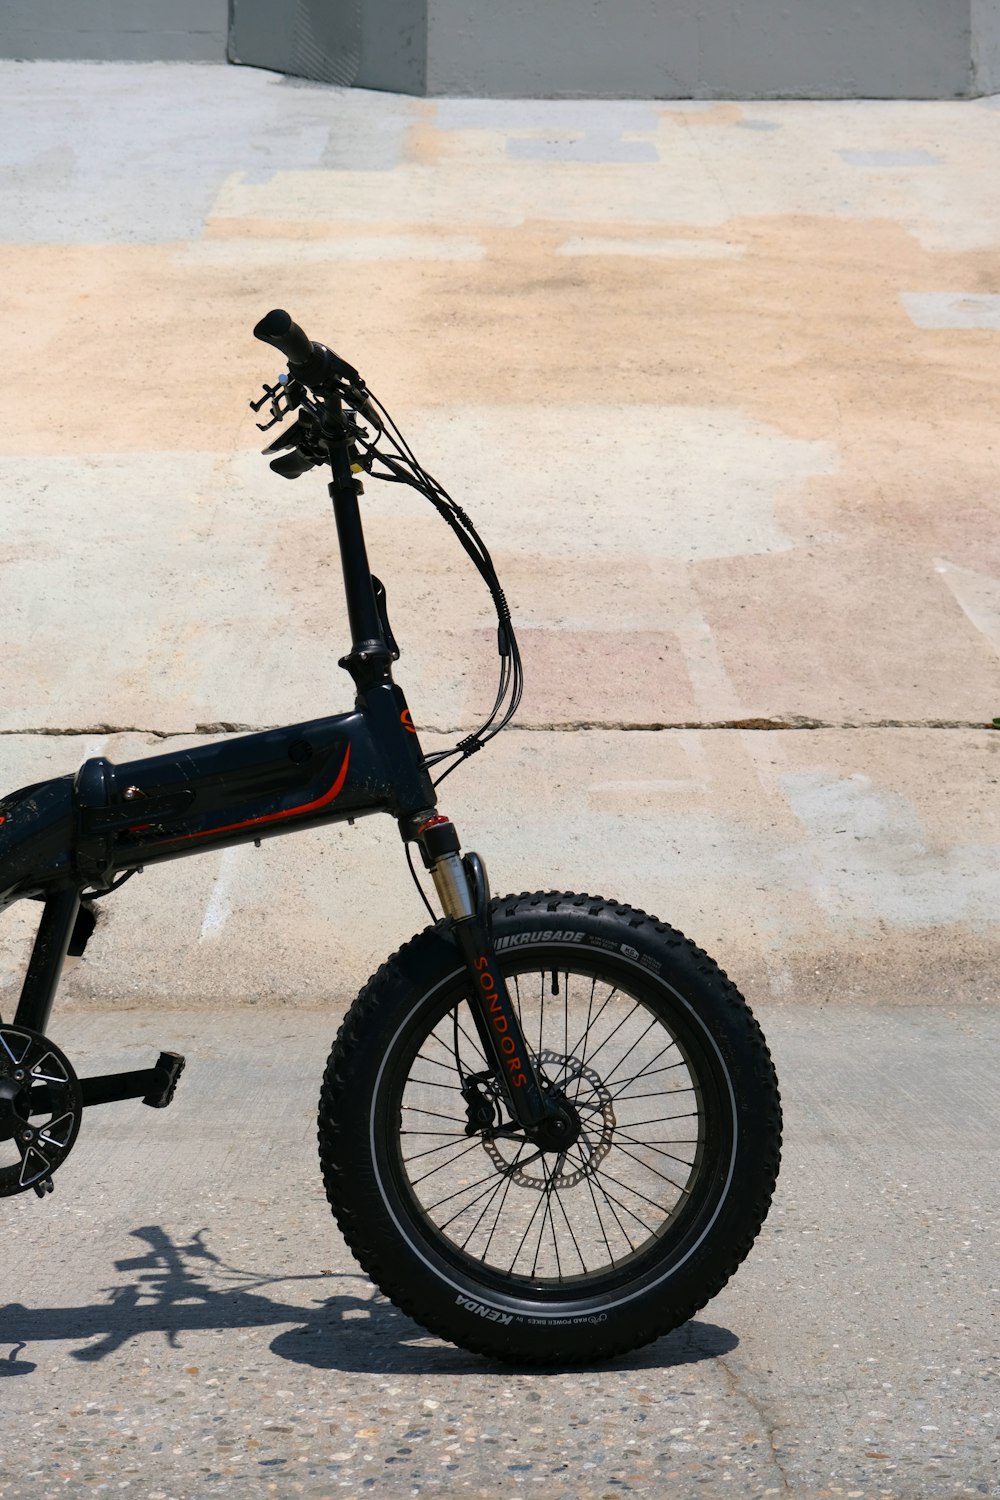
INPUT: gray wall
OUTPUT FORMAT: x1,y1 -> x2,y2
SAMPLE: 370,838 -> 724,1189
0,0 -> 228,61
228,0 -> 361,85
422,0 -> 976,98
353,0 -> 426,94
228,0 -> 427,93
973,0 -> 1000,92
229,0 -> 999,99
3,0 -> 1000,97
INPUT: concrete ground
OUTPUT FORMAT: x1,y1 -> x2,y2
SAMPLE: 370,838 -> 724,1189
0,1004 -> 997,1499
1,61 -> 999,1498
2,65 -> 1000,1010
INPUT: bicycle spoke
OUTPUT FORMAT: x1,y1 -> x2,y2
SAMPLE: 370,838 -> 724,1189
480,1143 -> 528,1260
409,1136 -> 484,1187
611,1140 -> 692,1195
583,1170 -> 658,1236
402,1134 -> 478,1166
611,1085 -> 697,1105
531,1161 -> 559,1278
566,986 -> 619,1069
548,1162 -> 566,1280
600,1016 -> 659,1087
611,1111 -> 699,1128
395,958 -> 720,1286
453,1014 -> 488,1066
583,1166 -> 619,1264
575,975 -> 598,1079
551,1173 -> 588,1275
572,998 -> 642,1073
438,1168 -> 524,1234
609,1129 -> 701,1167
577,1149 -> 641,1256
507,1182 -> 550,1276
538,969 -> 545,1056
605,1046 -> 684,1100
409,1070 -> 467,1096
457,1165 -> 514,1252
426,1157 -> 517,1215
412,1049 -> 465,1077
590,1161 -> 676,1218
402,1104 -> 468,1126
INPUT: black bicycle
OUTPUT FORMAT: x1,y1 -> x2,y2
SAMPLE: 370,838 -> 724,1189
0,311 -> 781,1364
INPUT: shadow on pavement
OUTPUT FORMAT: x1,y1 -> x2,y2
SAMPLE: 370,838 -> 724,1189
1,1224 -> 738,1375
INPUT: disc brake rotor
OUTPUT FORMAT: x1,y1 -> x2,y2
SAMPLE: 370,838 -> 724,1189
0,1025 -> 82,1197
482,1049 -> 615,1190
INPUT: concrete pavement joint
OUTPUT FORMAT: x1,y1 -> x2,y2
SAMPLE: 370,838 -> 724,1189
716,1353 -> 793,1493
1,718 -> 996,737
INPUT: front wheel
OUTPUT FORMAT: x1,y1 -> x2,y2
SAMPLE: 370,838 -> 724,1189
318,892 -> 781,1364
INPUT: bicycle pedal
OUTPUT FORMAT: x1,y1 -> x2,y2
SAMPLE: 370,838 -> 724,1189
142,1051 -> 186,1109
32,1176 -> 54,1199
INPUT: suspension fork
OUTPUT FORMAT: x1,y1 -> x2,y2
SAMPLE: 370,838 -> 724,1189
414,815 -> 569,1142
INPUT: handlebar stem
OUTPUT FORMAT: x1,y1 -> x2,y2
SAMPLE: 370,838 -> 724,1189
325,410 -> 392,691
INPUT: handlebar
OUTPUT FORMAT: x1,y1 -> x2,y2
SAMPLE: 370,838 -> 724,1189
253,308 -> 364,397
253,308 -> 312,365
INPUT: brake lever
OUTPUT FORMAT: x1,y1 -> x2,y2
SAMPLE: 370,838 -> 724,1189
250,374 -> 305,432
269,448 -> 319,480
261,417 -> 314,455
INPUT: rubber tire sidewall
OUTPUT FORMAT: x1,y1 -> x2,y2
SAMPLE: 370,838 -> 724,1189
320,898 -> 780,1363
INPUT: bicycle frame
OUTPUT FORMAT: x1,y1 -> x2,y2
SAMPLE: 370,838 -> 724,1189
1,393 -> 562,1145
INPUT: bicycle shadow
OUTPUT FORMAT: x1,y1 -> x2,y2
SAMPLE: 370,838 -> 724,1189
0,1224 -> 738,1375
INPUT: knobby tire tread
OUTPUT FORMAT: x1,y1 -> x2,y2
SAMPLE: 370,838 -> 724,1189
318,891 -> 781,1365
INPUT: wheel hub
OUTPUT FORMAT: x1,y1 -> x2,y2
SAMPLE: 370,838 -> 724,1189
529,1095 -> 582,1154
482,1049 -> 616,1191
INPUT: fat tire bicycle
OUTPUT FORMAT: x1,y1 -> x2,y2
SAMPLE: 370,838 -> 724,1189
0,312 -> 781,1364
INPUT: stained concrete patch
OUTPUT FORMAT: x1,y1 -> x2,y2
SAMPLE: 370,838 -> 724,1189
901,290 -> 1000,328
0,450 -> 359,732
0,61 -> 345,243
935,557 -> 1000,654
178,234 -> 486,265
839,148 -> 942,166
316,94 -> 414,172
478,626 -> 702,724
434,99 -> 661,135
556,236 -> 742,257
211,159 -> 727,229
506,136 -> 658,164
410,403 -> 834,563
779,769 -> 1000,929
694,542 -> 1000,723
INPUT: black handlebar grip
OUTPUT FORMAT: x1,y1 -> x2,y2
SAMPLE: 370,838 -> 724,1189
253,309 -> 314,367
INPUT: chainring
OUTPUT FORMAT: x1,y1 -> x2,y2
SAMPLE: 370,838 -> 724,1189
0,1025 -> 82,1196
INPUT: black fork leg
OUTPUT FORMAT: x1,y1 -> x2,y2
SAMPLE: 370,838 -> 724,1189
417,816 -> 574,1146
14,889 -> 80,1033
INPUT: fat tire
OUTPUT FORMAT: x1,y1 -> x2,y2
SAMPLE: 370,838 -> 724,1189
318,892 -> 781,1364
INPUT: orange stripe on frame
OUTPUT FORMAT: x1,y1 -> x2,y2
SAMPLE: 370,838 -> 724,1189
172,744 -> 352,844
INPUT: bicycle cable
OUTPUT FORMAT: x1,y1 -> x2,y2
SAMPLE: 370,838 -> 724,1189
348,392 -> 524,786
